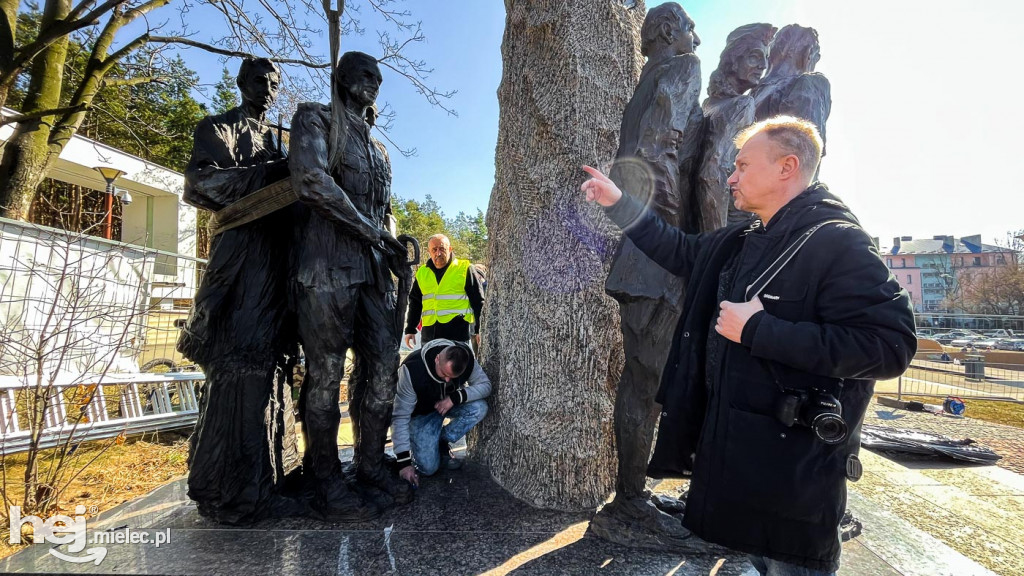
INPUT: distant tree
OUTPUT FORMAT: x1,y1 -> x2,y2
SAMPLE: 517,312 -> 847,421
392,194 -> 447,262
959,231 -> 1024,316
449,209 -> 488,264
391,195 -> 489,266
211,67 -> 238,115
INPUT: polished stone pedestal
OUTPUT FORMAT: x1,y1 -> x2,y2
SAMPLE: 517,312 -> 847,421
1,454 -> 997,575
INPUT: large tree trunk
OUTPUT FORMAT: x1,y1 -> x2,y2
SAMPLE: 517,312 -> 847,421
473,0 -> 645,510
0,0 -> 70,220
0,0 -> 15,106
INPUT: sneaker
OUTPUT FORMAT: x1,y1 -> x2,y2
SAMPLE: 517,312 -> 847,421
438,438 -> 463,470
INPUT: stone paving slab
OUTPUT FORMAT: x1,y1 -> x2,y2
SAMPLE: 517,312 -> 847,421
846,490 -> 997,576
852,449 -> 1023,575
6,455 -> 1002,576
5,397 -> 1017,575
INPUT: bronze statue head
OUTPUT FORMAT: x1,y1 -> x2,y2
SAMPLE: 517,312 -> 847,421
767,24 -> 821,75
236,58 -> 281,116
708,23 -> 776,99
641,2 -> 700,59
334,51 -> 383,110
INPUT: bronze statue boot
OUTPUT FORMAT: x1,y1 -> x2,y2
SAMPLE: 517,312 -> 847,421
589,493 -> 696,550
314,476 -> 380,522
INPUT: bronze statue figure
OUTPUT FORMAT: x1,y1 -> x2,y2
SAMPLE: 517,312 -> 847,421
591,2 -> 704,548
751,24 -> 831,153
179,58 -> 303,524
695,23 -> 776,230
288,51 -> 413,519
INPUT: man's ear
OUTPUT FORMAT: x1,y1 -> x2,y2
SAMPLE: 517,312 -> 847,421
779,155 -> 801,180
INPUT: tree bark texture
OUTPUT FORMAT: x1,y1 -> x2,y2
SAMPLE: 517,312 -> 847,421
1,0 -> 15,89
474,0 -> 645,510
0,0 -> 70,220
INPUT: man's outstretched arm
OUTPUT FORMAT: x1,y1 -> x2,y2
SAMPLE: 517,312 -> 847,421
582,165 -> 704,278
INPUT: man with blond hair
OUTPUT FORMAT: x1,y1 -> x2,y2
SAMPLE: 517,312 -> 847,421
581,116 -> 916,575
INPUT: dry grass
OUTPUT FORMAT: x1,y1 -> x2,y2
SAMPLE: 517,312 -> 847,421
893,395 -> 1024,430
0,432 -> 189,560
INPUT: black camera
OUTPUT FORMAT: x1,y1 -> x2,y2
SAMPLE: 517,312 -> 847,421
774,388 -> 848,445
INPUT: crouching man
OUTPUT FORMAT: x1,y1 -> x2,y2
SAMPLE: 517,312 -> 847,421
392,339 -> 491,486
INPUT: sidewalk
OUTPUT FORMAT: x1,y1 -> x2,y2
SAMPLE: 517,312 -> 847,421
1,445 -> 998,575
865,394 -> 1024,474
850,398 -> 1024,575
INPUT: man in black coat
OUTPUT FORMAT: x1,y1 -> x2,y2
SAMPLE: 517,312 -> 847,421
582,116 -> 916,575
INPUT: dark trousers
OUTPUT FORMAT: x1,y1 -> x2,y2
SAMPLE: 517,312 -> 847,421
295,280 -> 399,484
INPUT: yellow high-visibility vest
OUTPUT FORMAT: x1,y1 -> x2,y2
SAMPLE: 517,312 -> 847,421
417,257 -> 475,326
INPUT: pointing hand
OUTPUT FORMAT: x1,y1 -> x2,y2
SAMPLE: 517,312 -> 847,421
580,165 -> 623,207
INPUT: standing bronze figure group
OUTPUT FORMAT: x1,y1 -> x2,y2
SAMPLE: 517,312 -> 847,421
178,2 -> 831,537
591,3 -> 830,548
180,52 -> 414,524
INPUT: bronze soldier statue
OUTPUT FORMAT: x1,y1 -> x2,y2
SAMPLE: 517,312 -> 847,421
288,51 -> 412,519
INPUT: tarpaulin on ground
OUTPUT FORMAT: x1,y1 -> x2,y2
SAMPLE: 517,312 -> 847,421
861,424 -> 1002,464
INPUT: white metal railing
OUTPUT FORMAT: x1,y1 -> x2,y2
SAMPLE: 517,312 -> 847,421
0,372 -> 204,454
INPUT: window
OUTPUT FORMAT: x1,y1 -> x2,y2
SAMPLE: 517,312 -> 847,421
973,257 -> 981,266
907,275 -> 912,284
886,258 -> 892,267
901,258 -> 906,267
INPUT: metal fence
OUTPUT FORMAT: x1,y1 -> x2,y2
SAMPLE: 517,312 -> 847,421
892,349 -> 1024,403
1,372 -> 202,454
0,217 -> 207,452
915,312 -> 1024,333
0,216 -> 206,375
893,314 -> 1024,402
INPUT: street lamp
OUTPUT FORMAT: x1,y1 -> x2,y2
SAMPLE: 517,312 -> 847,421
93,166 -> 125,240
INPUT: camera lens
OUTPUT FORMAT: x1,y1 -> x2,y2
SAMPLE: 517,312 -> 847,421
811,413 -> 848,445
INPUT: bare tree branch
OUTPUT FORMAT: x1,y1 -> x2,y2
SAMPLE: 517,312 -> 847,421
147,36 -> 330,68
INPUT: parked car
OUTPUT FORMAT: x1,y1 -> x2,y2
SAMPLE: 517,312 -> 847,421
995,339 -> 1024,352
934,330 -> 981,345
980,329 -> 1016,339
973,339 -> 999,350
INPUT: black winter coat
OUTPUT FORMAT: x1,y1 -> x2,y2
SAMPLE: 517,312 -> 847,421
605,183 -> 916,572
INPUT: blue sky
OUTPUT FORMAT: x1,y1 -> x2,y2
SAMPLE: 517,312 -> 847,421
168,0 -> 1022,245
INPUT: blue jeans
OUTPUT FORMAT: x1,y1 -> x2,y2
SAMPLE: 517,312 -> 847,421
409,399 -> 488,476
747,556 -> 835,576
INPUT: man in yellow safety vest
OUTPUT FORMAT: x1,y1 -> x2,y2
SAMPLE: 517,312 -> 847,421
403,234 -> 485,349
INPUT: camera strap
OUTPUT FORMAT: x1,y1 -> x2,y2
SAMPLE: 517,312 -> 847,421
744,219 -> 849,302
744,219 -> 848,396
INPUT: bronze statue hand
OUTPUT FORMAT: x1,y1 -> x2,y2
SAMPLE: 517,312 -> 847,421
381,231 -> 406,257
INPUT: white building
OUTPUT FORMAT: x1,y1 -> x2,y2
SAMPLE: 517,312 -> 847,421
1,111 -> 202,375
1,107 -> 198,260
